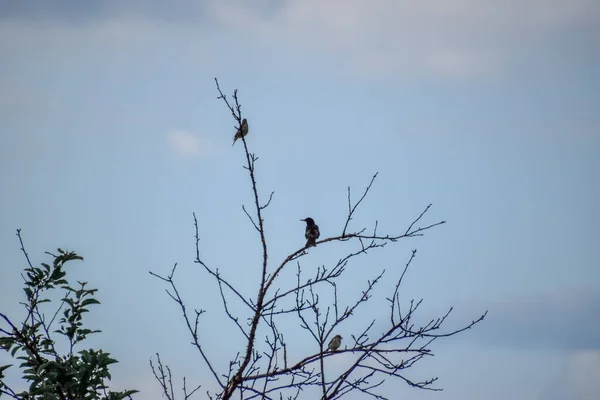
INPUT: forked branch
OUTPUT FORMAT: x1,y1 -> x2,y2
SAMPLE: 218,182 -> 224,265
149,80 -> 485,400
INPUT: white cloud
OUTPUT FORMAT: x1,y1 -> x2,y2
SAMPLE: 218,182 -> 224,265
542,350 -> 600,400
568,351 -> 600,400
1,1 -> 598,79
206,0 -> 600,77
166,130 -> 217,158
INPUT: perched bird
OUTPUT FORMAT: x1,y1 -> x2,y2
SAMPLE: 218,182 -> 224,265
232,118 -> 249,146
328,335 -> 342,351
301,217 -> 320,247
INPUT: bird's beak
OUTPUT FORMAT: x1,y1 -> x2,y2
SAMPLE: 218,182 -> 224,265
300,219 -> 306,222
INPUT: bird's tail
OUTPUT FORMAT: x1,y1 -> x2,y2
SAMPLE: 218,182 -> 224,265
306,238 -> 316,248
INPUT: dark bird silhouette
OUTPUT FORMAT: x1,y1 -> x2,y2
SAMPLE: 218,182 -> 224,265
301,217 -> 320,247
328,335 -> 342,351
232,118 -> 249,146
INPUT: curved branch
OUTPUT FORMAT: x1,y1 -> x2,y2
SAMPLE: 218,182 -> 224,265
148,265 -> 224,389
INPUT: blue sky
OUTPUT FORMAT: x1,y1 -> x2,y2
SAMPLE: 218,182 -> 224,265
1,1 -> 599,399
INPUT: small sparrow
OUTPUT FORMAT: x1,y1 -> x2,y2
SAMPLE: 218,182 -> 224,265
232,118 -> 249,146
328,335 -> 342,351
301,217 -> 320,247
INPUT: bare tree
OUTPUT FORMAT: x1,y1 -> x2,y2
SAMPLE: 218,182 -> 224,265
149,80 -> 487,400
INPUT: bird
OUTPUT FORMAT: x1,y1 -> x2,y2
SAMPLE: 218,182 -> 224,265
328,335 -> 342,351
232,118 -> 249,146
301,217 -> 320,247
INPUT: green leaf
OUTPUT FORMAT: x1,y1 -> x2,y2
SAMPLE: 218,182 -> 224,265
3,246 -> 138,399
81,298 -> 101,307
0,337 -> 15,351
0,363 -> 12,375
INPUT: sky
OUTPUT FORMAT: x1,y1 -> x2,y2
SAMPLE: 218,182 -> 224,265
1,1 -> 599,399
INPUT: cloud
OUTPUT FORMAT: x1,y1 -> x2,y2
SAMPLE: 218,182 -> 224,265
0,0 -> 206,23
468,287 -> 600,351
166,130 -> 217,158
565,351 -> 600,400
541,350 -> 600,400
204,0 -> 600,77
2,1 -> 598,79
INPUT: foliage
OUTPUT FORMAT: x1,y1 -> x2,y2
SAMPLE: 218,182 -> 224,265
0,230 -> 137,400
